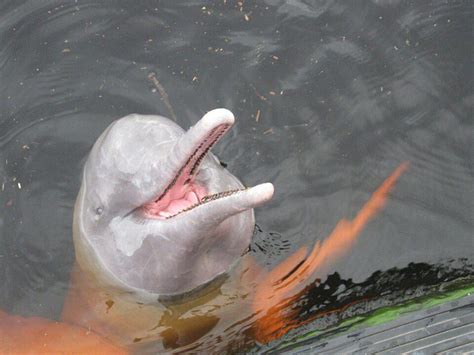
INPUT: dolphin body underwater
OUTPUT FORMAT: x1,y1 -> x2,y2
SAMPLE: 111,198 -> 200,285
0,109 -> 408,353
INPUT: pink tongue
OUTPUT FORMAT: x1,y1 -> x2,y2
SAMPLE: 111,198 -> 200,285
144,184 -> 207,219
166,196 -> 194,214
160,190 -> 200,216
185,191 -> 199,204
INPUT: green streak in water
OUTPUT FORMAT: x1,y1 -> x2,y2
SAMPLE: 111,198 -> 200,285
281,283 -> 474,347
357,285 -> 474,327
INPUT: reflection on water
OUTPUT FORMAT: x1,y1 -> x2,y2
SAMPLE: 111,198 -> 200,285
0,0 -> 472,352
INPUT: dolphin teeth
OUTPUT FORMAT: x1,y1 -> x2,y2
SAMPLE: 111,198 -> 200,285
200,188 -> 246,202
165,188 -> 247,219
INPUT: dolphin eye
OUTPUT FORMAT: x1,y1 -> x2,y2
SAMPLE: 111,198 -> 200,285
95,207 -> 104,215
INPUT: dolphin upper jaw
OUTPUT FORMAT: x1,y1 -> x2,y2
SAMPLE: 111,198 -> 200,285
73,109 -> 274,298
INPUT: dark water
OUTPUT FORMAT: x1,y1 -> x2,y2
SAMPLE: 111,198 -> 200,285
0,0 -> 472,352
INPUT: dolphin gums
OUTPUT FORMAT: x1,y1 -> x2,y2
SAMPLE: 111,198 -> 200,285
72,108 -> 274,300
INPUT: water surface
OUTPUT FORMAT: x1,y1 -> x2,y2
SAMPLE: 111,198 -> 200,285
0,0 -> 472,352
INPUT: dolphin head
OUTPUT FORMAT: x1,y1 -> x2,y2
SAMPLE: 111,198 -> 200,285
73,109 -> 274,299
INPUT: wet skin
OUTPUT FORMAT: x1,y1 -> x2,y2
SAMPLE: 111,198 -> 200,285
70,109 -> 274,299
0,109 -> 408,353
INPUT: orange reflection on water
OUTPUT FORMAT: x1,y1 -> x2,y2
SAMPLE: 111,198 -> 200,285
252,162 -> 409,343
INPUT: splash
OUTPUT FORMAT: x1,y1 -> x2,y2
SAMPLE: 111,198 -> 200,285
252,162 -> 409,343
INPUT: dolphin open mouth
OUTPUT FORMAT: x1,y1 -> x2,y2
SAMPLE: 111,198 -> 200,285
142,109 -> 245,220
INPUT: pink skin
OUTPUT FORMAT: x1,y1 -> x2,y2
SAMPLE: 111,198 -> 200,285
73,108 -> 274,297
